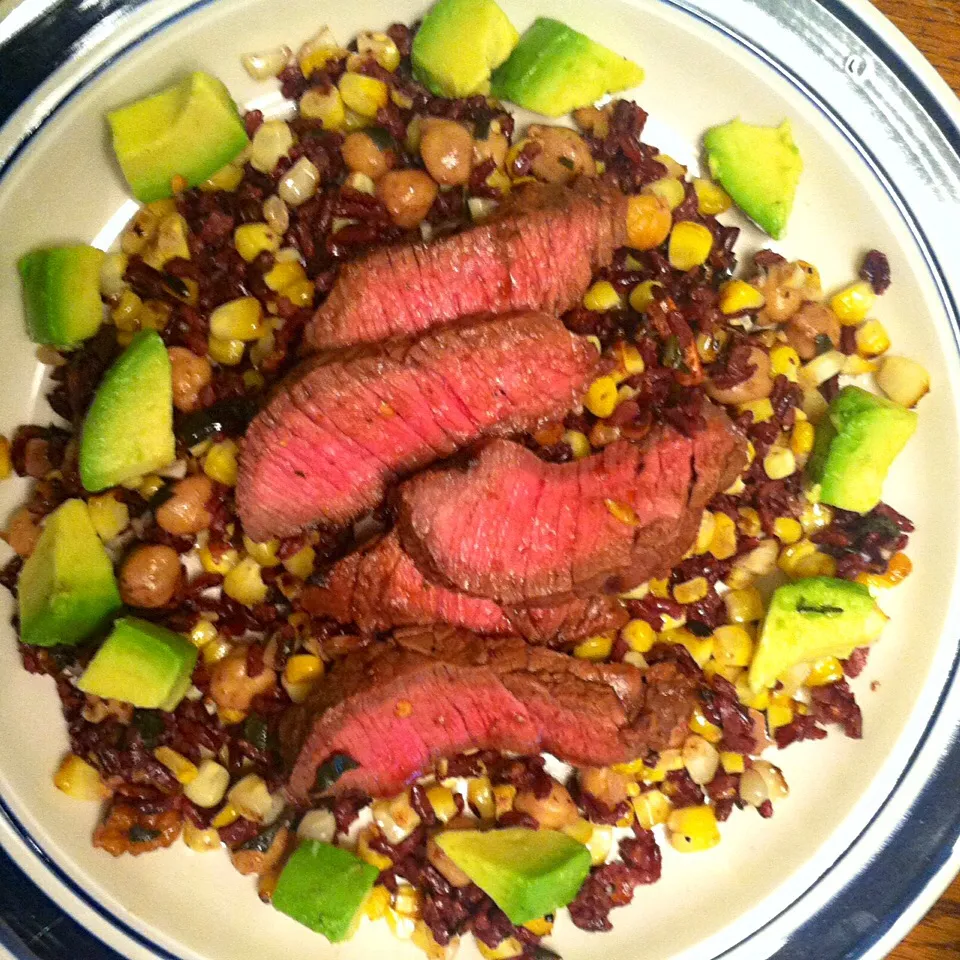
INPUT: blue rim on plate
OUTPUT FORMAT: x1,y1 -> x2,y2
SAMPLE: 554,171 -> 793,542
0,1 -> 959,959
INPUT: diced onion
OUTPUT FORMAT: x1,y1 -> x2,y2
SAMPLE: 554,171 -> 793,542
297,808 -> 336,843
241,45 -> 292,80
875,355 -> 930,408
250,120 -> 294,174
799,349 -> 845,388
263,194 -> 290,234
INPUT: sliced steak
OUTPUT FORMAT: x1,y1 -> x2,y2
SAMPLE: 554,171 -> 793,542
299,531 -> 627,643
399,405 -> 747,604
238,312 -> 599,541
281,627 -> 701,800
306,179 -> 628,350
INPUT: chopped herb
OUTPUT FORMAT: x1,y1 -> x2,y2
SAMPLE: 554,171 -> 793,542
796,601 -> 845,616
314,753 -> 360,793
148,484 -> 174,510
687,620 -> 713,637
161,272 -> 190,299
662,335 -> 683,369
860,515 -> 900,540
244,714 -> 271,753
364,126 -> 397,151
177,396 -> 259,447
238,816 -> 287,853
533,946 -> 562,959
294,469 -> 307,479
814,333 -> 834,355
132,709 -> 164,749
557,156 -> 576,170
128,826 -> 161,844
474,115 -> 492,140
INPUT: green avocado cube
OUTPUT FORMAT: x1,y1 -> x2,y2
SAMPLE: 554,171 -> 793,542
18,246 -> 106,349
749,577 -> 888,692
79,330 -> 175,492
435,828 -> 591,924
18,499 -> 121,647
78,617 -> 198,711
808,385 -> 917,514
490,18 -> 644,117
108,71 -> 249,202
704,118 -> 802,240
273,840 -> 379,943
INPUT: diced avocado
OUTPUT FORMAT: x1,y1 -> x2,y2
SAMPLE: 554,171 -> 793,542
435,828 -> 591,924
273,840 -> 378,942
108,71 -> 249,203
17,499 -> 121,647
413,0 -> 519,97
808,385 -> 917,513
704,119 -> 802,239
749,577 -> 888,692
490,18 -> 644,117
18,246 -> 106,348
77,617 -> 198,711
79,330 -> 175,492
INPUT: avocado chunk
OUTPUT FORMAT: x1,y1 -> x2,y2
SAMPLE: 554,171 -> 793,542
77,617 -> 198,711
18,246 -> 106,349
808,385 -> 918,514
108,71 -> 249,203
273,840 -> 378,942
80,330 -> 175,492
18,499 -> 121,648
490,18 -> 644,117
704,119 -> 802,240
435,828 -> 591,924
749,577 -> 888,692
413,0 -> 519,97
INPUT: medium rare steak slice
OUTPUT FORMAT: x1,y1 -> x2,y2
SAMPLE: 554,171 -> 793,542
281,626 -> 700,800
306,179 -> 628,350
299,531 -> 627,643
399,405 -> 747,604
238,312 -> 598,541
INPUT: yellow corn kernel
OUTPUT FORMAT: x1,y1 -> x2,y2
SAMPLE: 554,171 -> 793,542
135,474 -> 163,500
184,758 -> 230,809
719,279 -> 765,315
356,30 -> 401,71
669,221 -> 714,271
647,577 -> 669,599
563,429 -> 591,460
856,551 -> 912,589
299,33 -> 341,77
199,544 -> 238,575
612,756 -> 652,777
709,512 -> 737,560
855,318 -> 891,357
264,260 -> 307,293
724,587 -> 764,624
622,619 -> 656,654
777,538 -> 818,575
739,398 -> 774,423
154,746 -> 198,785
736,675 -> 770,711
770,344 -> 801,381
693,178 -> 732,215
694,511 -> 716,554
629,279 -> 662,314
523,916 -> 554,938
767,696 -> 794,731
0,435 -> 10,482
201,163 -> 244,193
229,774 -> 278,823
282,279 -> 316,308
713,624 -> 754,667
182,821 -> 222,852
363,885 -> 392,921
188,619 -> 218,649
773,517 -> 803,545
574,633 -> 614,661
210,297 -> 266,342
664,628 -> 713,667
284,654 -> 324,687
299,87 -> 346,130
357,826 -> 393,870
764,447 -> 796,480
283,544 -> 316,579
795,552 -> 838,578
493,783 -> 517,819
423,785 -> 458,823
467,777 -> 495,821
142,213 -> 191,271
203,440 -> 240,486
584,823 -> 614,864
790,421 -> 816,459
667,805 -> 720,853
242,535 -> 280,567
613,341 -> 646,378
234,223 -> 282,263
584,375 -> 619,418
223,556 -> 268,608
654,153 -> 686,178
806,656 -> 845,687
720,752 -> 745,774
843,354 -> 879,376
674,576 -> 708,604
643,177 -> 685,210
737,507 -> 762,538
210,802 -> 239,829
338,73 -> 388,119
583,280 -> 622,312
111,289 -> 143,331
633,789 -> 671,829
201,637 -> 233,666
54,754 -> 110,800
689,706 -> 723,744
800,501 -> 833,535
207,336 -> 245,366
86,492 -> 130,541
477,939 -> 524,960
831,281 -> 876,325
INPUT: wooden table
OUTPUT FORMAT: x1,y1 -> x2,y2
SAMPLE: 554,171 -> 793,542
872,4 -> 960,952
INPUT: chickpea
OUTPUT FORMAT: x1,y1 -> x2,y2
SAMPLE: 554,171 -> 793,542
119,544 -> 182,608
3,507 -> 41,557
706,346 -> 774,405
156,474 -> 213,536
757,261 -> 808,324
514,781 -> 579,830
527,125 -> 596,184
473,130 -> 508,169
426,836 -> 471,887
785,302 -> 841,360
419,119 -> 474,187
231,825 -> 289,877
377,170 -> 438,229
341,132 -> 390,181
579,766 -> 631,809
168,347 -> 212,413
209,647 -> 277,712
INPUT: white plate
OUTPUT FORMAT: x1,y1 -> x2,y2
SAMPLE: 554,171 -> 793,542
1,1 -> 959,958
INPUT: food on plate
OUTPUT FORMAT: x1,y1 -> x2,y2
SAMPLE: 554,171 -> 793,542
412,0 -> 519,96
435,828 -> 592,923
748,577 -> 888,692
17,499 -> 121,647
238,311 -> 599,540
18,246 -> 107,348
808,385 -> 917,513
704,118 -> 803,239
2,6 -> 930,957
306,179 -> 627,350
491,17 -> 644,116
107,71 -> 250,202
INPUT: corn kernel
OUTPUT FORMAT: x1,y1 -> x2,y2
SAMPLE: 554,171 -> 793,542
186,759 -> 230,808
805,656 -> 845,687
363,885 -> 391,921
210,802 -> 239,829
234,223 -> 282,263
54,754 -> 110,800
493,783 -> 517,819
709,512 -> 737,560
583,280 -> 622,313
625,194 -> 672,251
720,752 -> 746,774
357,826 -> 393,870
674,576 -> 708,604
668,805 -> 720,853
770,344 -> 801,381
112,289 -> 143,331
264,260 -> 307,293
664,628 -> 713,667
202,637 -> 232,666
694,511 -> 716,554
210,297 -> 266,341
523,916 -> 554,938
188,619 -> 218,649
244,364 -> 266,388
689,706 -> 723,744
574,633 -> 614,661
737,507 -> 762,537
338,73 -> 388,119
719,279 -> 765,315
612,756 -> 652,777
154,746 -> 198,785
242,535 -> 280,567
467,777 -> 495,820
136,474 -> 164,500
668,221 -> 714,271
831,281 -> 876,325
203,440 -> 239,486
356,31 -> 401,71
794,552 -> 838,578
725,587 -> 764,624
284,654 -> 324,688
649,577 -> 670,599
223,556 -> 268,607
855,318 -> 891,357
424,785 -> 458,823
622,619 -> 656,654
584,375 -> 619,418
283,544 -> 316,579
654,153 -> 686,178
800,501 -> 833,535
229,774 -> 277,822
764,447 -> 796,480
736,675 -> 770,711
713,624 -> 754,667
767,697 -> 794,731
182,822 -> 221,852
693,178 -> 732,215
207,336 -> 245,366
643,177 -> 685,210
856,551 -> 912,589
299,30 -> 341,77
739,398 -> 774,423
201,163 -> 244,192
199,544 -> 238,575
788,422 -> 815,460
300,87 -> 346,130
477,939 -> 523,960
563,430 -> 591,460
632,789 -> 671,829
772,518 -> 802,545
282,279 -> 315,308
843,355 -> 879,376
86,492 -> 129,541
629,279 -> 662,314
